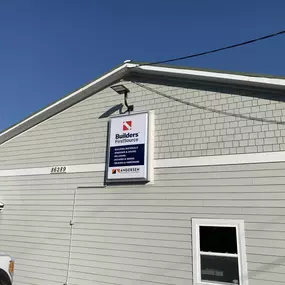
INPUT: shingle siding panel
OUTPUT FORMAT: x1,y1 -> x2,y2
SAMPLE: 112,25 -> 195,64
1,78 -> 285,168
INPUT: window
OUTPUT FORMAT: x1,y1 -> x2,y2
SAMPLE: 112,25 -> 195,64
192,219 -> 248,285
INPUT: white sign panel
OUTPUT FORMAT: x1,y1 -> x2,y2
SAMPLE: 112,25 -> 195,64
107,112 -> 149,181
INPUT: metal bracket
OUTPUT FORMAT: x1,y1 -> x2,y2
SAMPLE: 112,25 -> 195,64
124,92 -> 134,113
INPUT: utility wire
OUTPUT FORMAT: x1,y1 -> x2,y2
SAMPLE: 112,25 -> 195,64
137,29 -> 285,66
64,188 -> 77,285
133,81 -> 285,126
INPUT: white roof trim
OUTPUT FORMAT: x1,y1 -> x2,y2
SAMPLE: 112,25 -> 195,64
136,64 -> 285,89
0,63 -> 129,144
1,62 -> 285,144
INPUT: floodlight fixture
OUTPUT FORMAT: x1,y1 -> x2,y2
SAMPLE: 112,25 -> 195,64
111,84 -> 134,112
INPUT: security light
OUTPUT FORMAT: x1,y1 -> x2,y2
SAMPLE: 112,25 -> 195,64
0,202 -> 4,212
111,84 -> 130,95
111,84 -> 134,112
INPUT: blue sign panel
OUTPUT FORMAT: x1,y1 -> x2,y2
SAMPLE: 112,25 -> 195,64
109,144 -> 145,167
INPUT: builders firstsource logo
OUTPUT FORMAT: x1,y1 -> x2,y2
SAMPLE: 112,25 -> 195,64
123,121 -> 132,131
114,120 -> 139,144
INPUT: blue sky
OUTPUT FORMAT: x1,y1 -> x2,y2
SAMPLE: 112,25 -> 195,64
0,0 -> 285,131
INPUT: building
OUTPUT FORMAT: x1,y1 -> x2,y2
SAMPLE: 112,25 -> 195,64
0,61 -> 285,285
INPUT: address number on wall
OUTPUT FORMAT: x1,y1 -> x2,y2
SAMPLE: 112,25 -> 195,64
50,166 -> 67,174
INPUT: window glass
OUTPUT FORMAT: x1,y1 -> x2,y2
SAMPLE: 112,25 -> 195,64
200,226 -> 237,254
201,255 -> 239,284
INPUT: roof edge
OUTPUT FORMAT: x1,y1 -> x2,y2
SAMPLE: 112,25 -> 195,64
2,62 -> 285,145
135,64 -> 285,90
0,63 -> 130,145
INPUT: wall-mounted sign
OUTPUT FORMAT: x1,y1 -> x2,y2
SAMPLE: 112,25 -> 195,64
107,112 -> 150,182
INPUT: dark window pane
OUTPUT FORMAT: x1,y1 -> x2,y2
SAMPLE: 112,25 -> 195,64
201,255 -> 239,284
200,226 -> 237,254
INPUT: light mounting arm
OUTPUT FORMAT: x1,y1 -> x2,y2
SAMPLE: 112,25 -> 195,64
111,84 -> 134,113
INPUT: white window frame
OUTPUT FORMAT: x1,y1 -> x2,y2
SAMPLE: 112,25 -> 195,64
192,219 -> 248,285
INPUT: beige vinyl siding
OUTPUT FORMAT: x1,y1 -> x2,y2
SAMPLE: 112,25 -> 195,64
64,162 -> 285,285
0,172 -> 103,285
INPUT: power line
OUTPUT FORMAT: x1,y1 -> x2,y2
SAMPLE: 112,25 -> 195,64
138,29 -> 285,66
133,81 -> 285,126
